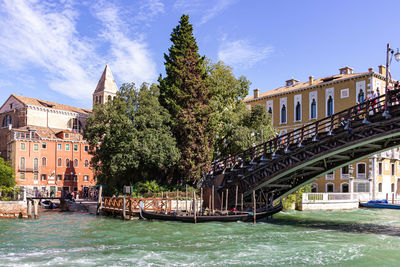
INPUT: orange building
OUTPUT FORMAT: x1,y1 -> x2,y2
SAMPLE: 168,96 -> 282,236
0,65 -> 118,197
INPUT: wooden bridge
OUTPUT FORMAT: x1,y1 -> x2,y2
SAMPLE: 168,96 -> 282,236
204,89 -> 400,203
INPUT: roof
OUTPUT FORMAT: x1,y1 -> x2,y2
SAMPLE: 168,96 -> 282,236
94,64 -> 118,94
16,126 -> 85,141
244,72 -> 370,102
11,94 -> 91,114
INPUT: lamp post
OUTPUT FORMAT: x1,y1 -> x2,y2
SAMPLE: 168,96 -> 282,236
383,43 -> 400,118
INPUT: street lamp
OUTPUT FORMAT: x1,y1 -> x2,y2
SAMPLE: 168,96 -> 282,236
383,43 -> 400,118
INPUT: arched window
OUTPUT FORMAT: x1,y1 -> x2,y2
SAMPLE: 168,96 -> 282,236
268,107 -> 272,114
41,157 -> 47,166
311,99 -> 317,119
341,183 -> 349,193
391,183 -> 395,192
295,102 -> 301,121
357,163 -> 366,179
108,95 -> 112,101
20,157 -> 25,170
33,158 -> 38,171
326,183 -> 334,192
84,159 -> 89,168
74,159 -> 78,168
66,158 -> 70,168
358,90 -> 365,103
327,96 -> 333,116
281,104 -> 286,123
311,183 -> 317,192
2,114 -> 12,127
378,183 -> 382,192
57,158 -> 62,167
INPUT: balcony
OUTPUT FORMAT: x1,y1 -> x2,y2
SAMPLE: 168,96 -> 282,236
356,173 -> 366,179
341,174 -> 349,180
325,173 -> 334,180
18,168 -> 39,173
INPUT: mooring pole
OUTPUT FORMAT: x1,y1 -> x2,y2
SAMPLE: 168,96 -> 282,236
194,192 -> 197,223
27,199 -> 32,219
235,185 -> 238,214
221,191 -> 224,212
253,190 -> 256,225
122,196 -> 126,220
96,186 -> 103,215
241,193 -> 243,211
212,185 -> 215,215
186,185 -> 188,214
200,188 -> 203,216
225,189 -> 228,212
33,200 -> 38,219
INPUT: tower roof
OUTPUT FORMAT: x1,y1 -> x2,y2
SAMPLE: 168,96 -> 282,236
94,64 -> 119,94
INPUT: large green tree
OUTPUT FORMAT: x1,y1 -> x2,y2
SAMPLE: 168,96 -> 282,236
208,60 -> 275,158
159,15 -> 214,183
84,83 -> 180,191
0,158 -> 15,187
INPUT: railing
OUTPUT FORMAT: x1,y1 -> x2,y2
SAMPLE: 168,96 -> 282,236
303,193 -> 354,203
0,187 -> 25,201
209,89 -> 400,175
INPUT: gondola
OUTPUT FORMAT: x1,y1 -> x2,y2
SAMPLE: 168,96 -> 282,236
359,200 -> 400,209
140,201 -> 282,223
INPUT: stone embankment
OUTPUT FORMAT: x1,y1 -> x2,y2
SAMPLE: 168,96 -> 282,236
0,201 -> 27,218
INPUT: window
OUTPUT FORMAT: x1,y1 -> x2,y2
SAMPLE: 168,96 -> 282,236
281,104 -> 287,123
33,158 -> 38,171
57,158 -> 62,167
84,145 -> 89,152
327,96 -> 334,116
73,144 -> 78,151
73,187 -> 78,192
57,175 -> 62,181
268,107 -> 272,114
20,157 -> 25,170
42,142 -> 47,149
295,102 -> 301,121
310,99 -> 317,119
20,143 -> 25,150
84,159 -> 89,168
357,163 -> 366,179
33,144 -> 39,151
65,175 -> 70,181
391,183 -> 395,192
65,144 -> 70,151
84,175 -> 89,181
66,159 -> 70,167
326,172 -> 334,180
41,174 -> 47,181
74,159 -> 78,168
357,90 -> 365,103
378,162 -> 383,175
378,183 -> 382,192
311,183 -> 317,192
57,143 -> 62,150
41,157 -> 47,166
326,183 -> 334,192
357,183 -> 368,192
392,163 -> 395,176
33,173 -> 38,182
341,183 -> 349,193
64,133 -> 69,138
20,173 -> 25,180
73,175 -> 78,182
2,114 -> 12,127
108,95 -> 112,101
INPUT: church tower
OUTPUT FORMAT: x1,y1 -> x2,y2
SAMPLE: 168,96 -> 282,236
93,64 -> 118,107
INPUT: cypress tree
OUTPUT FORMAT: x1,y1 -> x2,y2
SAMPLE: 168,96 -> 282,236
159,14 -> 213,183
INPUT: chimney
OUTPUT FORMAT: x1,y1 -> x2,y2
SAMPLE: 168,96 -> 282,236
339,66 -> 354,75
368,67 -> 373,73
254,89 -> 260,98
378,65 -> 386,76
286,79 -> 299,86
309,76 -> 314,85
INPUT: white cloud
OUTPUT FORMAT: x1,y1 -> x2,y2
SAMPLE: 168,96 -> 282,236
218,39 -> 273,69
200,0 -> 236,24
0,0 -> 99,101
92,1 -> 159,86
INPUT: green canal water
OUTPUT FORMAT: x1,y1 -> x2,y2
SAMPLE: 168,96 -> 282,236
1,209 -> 400,266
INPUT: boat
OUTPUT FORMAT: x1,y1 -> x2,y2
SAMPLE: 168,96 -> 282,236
359,199 -> 400,209
41,200 -> 59,209
140,201 -> 283,223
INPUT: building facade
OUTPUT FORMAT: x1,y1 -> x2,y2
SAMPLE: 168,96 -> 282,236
0,65 -> 118,197
244,65 -> 400,200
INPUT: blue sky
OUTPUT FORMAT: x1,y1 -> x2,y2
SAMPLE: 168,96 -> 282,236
1,0 -> 400,109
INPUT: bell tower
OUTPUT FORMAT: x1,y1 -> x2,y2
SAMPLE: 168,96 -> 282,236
93,64 -> 118,107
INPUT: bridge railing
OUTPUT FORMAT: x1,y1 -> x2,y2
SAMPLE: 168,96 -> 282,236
210,89 -> 400,174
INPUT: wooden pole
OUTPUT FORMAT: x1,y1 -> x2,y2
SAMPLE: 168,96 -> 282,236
200,188 -> 203,216
185,185 -> 188,214
122,196 -> 126,220
221,191 -> 224,212
193,191 -> 197,223
253,190 -> 256,224
225,189 -> 228,212
212,185 -> 215,215
241,193 -> 243,211
96,186 -> 103,215
33,200 -> 38,219
235,185 -> 238,214
27,199 -> 32,219
166,192 -> 168,212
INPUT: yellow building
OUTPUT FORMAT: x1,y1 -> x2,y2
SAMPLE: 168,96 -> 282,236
244,66 -> 399,199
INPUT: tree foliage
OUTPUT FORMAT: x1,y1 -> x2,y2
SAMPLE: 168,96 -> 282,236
0,157 -> 15,187
208,61 -> 275,158
84,83 -> 180,191
159,14 -> 214,183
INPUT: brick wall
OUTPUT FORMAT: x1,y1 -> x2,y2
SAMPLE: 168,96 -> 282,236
0,201 -> 27,218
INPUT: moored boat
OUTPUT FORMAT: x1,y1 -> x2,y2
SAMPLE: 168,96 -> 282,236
359,200 -> 400,209
140,201 -> 283,223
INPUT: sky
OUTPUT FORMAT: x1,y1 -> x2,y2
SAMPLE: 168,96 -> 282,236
1,0 -> 400,109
